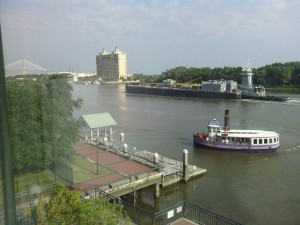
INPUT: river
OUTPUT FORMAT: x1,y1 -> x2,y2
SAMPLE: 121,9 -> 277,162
73,84 -> 300,225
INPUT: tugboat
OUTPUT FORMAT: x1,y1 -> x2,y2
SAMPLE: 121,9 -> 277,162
240,62 -> 290,101
193,110 -> 280,152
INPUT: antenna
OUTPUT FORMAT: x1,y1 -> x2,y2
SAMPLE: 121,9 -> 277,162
247,58 -> 251,70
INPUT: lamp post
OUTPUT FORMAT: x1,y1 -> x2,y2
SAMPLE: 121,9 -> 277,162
104,137 -> 108,151
96,138 -> 99,175
29,184 -> 41,225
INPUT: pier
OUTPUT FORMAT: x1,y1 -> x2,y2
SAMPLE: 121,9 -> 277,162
75,112 -> 206,203
74,134 -> 206,201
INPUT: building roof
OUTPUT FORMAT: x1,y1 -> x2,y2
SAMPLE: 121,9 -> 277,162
80,112 -> 117,129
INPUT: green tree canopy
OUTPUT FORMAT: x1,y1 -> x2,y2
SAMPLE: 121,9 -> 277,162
37,186 -> 130,225
6,75 -> 82,175
136,61 -> 300,88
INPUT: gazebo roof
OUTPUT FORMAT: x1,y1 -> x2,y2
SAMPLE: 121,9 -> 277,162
80,112 -> 117,129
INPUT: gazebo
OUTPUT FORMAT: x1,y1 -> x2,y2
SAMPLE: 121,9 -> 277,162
79,112 -> 117,143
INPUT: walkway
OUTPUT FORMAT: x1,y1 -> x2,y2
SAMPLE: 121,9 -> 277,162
73,141 -> 155,190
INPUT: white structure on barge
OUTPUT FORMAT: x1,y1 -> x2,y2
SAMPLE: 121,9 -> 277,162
202,80 -> 237,92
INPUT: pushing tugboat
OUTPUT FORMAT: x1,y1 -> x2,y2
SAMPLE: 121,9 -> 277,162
193,110 -> 280,152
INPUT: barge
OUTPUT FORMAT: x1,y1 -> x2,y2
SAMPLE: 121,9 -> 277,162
125,85 -> 240,100
125,62 -> 290,102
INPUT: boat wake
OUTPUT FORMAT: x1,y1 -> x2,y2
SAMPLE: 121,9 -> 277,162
240,98 -> 298,104
285,99 -> 300,106
281,145 -> 300,153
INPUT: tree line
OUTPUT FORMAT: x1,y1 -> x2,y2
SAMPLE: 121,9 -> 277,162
132,61 -> 300,88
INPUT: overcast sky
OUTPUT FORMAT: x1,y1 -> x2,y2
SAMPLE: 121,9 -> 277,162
1,0 -> 299,74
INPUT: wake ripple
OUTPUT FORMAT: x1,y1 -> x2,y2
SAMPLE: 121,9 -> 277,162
281,145 -> 300,153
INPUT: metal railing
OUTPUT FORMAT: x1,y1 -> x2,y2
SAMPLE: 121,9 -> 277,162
122,201 -> 242,225
1,187 -> 242,225
95,188 -> 242,225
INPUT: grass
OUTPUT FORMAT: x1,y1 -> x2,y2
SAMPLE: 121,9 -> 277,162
72,155 -> 112,183
0,155 -> 113,200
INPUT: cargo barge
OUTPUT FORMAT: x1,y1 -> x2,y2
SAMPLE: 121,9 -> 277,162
126,62 -> 290,102
125,85 -> 240,99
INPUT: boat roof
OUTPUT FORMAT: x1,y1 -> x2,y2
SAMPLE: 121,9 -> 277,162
219,129 -> 278,138
207,119 -> 222,128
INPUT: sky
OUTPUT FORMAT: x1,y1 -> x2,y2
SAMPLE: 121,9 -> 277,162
1,0 -> 299,74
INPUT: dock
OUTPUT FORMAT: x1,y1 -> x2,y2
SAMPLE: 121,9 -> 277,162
73,138 -> 206,200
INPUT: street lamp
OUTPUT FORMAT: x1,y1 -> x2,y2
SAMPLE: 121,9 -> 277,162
29,184 -> 41,225
96,138 -> 99,175
104,137 -> 108,151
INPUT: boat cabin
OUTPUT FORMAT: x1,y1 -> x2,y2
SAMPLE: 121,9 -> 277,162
217,130 -> 279,146
207,119 -> 222,139
205,119 -> 279,146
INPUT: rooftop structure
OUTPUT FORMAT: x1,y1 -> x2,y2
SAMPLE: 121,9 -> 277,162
202,80 -> 237,92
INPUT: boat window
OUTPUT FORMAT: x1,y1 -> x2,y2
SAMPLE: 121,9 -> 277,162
245,138 -> 250,143
269,138 -> 273,143
274,138 -> 277,143
253,139 -> 257,144
231,137 -> 235,142
264,139 -> 268,144
259,139 -> 263,144
241,138 -> 245,143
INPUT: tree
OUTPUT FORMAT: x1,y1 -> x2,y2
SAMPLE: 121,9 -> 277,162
6,75 -> 82,174
37,186 -> 131,225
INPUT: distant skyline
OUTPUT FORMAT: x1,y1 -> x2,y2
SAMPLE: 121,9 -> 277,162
1,0 -> 299,74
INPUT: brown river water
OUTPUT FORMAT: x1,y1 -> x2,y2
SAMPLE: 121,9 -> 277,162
73,84 -> 300,225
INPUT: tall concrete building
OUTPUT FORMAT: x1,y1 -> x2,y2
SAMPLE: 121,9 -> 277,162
96,47 -> 127,80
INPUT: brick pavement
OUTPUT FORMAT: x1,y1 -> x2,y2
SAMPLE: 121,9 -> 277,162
73,141 -> 154,190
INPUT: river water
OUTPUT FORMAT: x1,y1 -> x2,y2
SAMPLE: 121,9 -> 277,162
73,84 -> 300,225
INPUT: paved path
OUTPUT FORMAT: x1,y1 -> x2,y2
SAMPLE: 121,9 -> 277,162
73,141 -> 154,190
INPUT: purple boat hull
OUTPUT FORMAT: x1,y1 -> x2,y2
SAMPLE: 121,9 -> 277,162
193,134 -> 279,153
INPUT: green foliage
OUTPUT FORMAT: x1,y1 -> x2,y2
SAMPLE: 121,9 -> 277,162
37,185 -> 130,225
142,61 -> 300,88
6,75 -> 82,175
